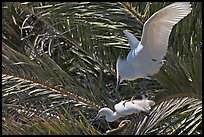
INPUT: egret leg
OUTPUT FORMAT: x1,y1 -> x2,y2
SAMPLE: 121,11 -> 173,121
141,78 -> 147,91
137,78 -> 147,95
133,78 -> 146,97
115,86 -> 122,100
116,90 -> 122,100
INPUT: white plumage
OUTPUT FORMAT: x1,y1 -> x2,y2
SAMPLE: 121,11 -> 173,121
116,2 -> 192,89
92,98 -> 155,122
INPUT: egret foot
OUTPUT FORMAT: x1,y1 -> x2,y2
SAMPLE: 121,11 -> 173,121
105,120 -> 131,135
130,96 -> 135,104
118,120 -> 131,127
122,100 -> 128,106
123,96 -> 135,106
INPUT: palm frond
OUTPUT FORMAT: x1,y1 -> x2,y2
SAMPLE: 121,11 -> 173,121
2,107 -> 101,135
120,97 -> 201,135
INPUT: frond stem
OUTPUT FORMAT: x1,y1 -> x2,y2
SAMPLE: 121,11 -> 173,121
119,2 -> 144,24
3,71 -> 101,110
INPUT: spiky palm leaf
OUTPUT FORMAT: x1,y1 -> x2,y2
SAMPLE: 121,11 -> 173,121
2,2 -> 202,135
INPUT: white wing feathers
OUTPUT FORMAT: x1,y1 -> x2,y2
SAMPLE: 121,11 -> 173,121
123,30 -> 143,61
127,42 -> 143,62
123,30 -> 140,50
117,2 -> 192,82
114,100 -> 152,116
140,2 -> 192,61
114,101 -> 140,115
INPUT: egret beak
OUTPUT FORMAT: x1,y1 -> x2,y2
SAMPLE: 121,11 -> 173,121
91,114 -> 100,124
115,76 -> 121,92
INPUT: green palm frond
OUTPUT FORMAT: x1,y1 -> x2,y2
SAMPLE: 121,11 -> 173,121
122,97 -> 201,135
2,107 -> 101,135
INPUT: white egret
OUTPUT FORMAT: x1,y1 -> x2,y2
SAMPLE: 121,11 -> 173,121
91,97 -> 155,122
116,2 -> 192,92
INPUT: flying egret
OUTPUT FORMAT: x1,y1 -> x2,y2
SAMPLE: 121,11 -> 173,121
91,97 -> 155,122
116,2 -> 192,92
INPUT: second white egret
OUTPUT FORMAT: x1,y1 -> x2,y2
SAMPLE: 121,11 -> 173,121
92,96 -> 155,122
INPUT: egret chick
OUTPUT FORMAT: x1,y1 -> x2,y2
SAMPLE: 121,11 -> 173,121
116,2 -> 192,91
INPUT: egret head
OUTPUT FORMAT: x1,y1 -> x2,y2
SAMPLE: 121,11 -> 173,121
91,108 -> 116,123
91,108 -> 109,124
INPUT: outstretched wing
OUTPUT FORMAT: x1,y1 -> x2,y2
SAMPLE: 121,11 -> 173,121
123,30 -> 140,50
140,2 -> 192,61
